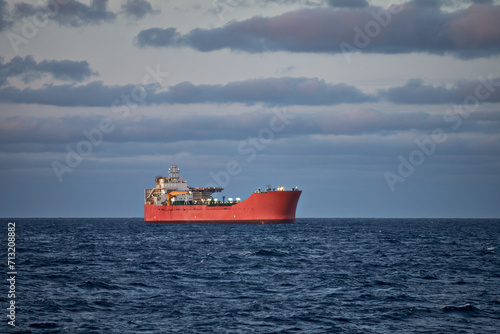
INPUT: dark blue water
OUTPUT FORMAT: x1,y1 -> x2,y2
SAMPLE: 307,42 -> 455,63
1,218 -> 499,333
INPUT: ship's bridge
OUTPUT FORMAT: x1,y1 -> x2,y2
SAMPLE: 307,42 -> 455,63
145,165 -> 223,206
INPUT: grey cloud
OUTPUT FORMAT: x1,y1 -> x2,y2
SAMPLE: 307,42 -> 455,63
13,0 -> 116,27
136,3 -> 500,58
0,81 -> 138,107
2,76 -> 500,107
0,0 -> 13,32
379,78 -> 500,104
327,0 -> 369,8
36,58 -> 97,81
0,77 -> 376,107
134,28 -> 180,48
380,79 -> 462,104
11,0 -> 158,26
210,0 -> 326,10
155,77 -> 376,105
1,109 -> 498,147
121,0 -> 159,20
0,56 -> 97,87
407,0 -> 444,8
3,75 -> 500,107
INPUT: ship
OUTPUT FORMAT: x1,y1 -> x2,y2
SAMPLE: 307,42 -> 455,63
144,165 -> 301,224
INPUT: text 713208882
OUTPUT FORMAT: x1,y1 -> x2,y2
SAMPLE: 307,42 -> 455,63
7,222 -> 16,327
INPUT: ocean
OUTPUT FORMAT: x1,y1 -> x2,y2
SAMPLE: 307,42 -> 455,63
1,218 -> 499,333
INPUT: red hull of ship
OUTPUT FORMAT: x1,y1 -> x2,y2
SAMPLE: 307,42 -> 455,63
144,190 -> 301,224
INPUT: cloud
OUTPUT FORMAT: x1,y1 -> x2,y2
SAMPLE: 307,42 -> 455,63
380,79 -> 462,104
379,77 -> 500,104
134,28 -> 180,48
0,0 -> 13,32
121,0 -> 159,20
3,75 -> 499,107
13,0 -> 116,27
155,77 -> 376,105
1,108 -> 498,148
0,56 -> 97,87
10,0 -> 159,26
0,81 -> 138,107
0,77 -> 376,107
135,3 -> 500,58
327,0 -> 369,8
407,0 -> 443,8
2,73 -> 499,107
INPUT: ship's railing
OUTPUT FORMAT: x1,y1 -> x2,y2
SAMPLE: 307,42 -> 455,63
254,186 -> 300,193
203,201 -> 237,206
189,187 -> 224,192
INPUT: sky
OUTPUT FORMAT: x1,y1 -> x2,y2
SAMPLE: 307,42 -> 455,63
0,0 -> 499,218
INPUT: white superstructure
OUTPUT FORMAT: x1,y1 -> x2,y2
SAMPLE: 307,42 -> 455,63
149,165 -> 193,205
144,165 -> 225,206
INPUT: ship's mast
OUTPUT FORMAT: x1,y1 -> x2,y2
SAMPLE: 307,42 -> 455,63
168,165 -> 182,183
